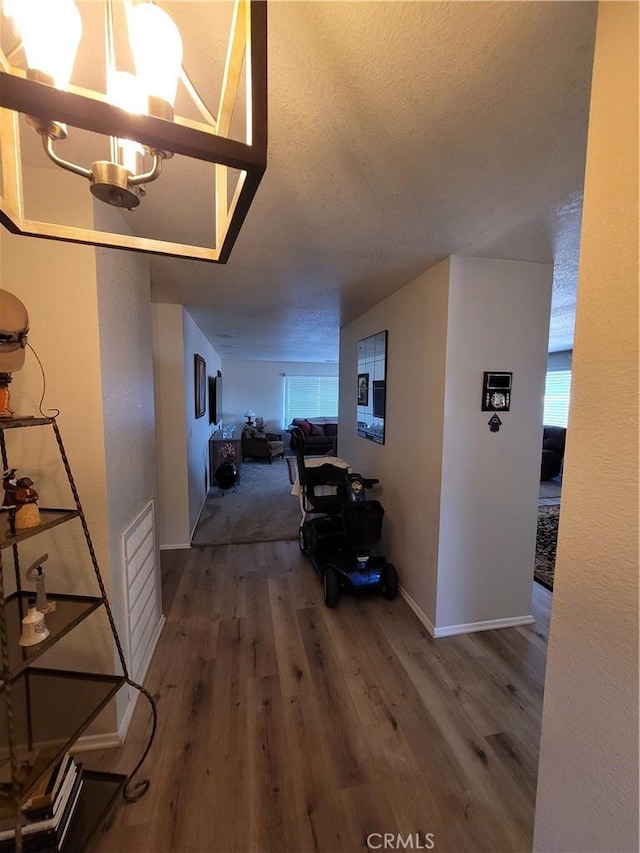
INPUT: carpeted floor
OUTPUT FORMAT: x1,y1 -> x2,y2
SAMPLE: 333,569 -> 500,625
191,459 -> 301,546
539,475 -> 562,505
535,504 -> 560,591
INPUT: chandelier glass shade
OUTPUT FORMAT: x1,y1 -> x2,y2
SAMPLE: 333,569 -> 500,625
0,0 -> 267,263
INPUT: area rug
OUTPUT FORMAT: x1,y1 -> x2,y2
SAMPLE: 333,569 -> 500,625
191,459 -> 301,546
535,504 -> 560,591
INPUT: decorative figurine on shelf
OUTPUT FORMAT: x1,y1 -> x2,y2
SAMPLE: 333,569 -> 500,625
0,289 -> 30,420
14,476 -> 40,530
19,598 -> 50,647
0,374 -> 14,418
25,554 -> 55,614
2,467 -> 18,507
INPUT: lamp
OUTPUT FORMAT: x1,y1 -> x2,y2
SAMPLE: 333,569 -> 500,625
243,409 -> 256,426
0,0 -> 267,263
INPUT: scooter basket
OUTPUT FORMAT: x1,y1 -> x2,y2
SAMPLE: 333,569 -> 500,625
341,501 -> 384,550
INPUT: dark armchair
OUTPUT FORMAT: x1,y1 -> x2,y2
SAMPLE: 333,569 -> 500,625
541,426 -> 566,481
241,428 -> 285,463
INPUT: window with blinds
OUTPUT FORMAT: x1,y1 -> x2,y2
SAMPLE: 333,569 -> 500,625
283,376 -> 339,424
543,370 -> 572,427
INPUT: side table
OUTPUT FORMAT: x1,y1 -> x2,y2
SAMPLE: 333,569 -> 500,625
209,435 -> 242,486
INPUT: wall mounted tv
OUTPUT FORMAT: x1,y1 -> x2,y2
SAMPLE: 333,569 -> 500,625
209,373 -> 223,424
372,380 -> 386,419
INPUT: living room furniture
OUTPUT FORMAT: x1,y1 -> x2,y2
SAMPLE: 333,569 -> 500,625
287,420 -> 338,455
241,428 -> 285,463
209,435 -> 242,483
541,425 -> 566,480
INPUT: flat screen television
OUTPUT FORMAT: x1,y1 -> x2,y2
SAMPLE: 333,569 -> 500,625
209,374 -> 223,424
372,380 -> 386,419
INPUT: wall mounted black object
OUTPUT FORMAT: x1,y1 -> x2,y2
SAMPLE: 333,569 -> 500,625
488,414 -> 503,432
209,374 -> 223,424
482,371 -> 512,411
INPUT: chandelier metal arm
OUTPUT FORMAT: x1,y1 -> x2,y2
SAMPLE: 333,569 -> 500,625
128,152 -> 162,186
42,134 -> 92,180
179,67 -> 218,130
0,71 -> 266,169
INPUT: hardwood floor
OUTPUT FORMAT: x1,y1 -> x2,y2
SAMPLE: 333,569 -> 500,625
90,542 -> 551,853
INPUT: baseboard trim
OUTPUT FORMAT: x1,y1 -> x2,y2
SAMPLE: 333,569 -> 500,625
66,731 -> 123,754
399,586 -> 436,637
160,543 -> 191,551
0,729 -> 125,760
433,614 -> 535,638
400,586 -> 534,638
190,491 -> 209,543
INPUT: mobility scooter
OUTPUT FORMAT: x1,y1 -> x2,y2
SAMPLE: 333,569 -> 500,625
291,427 -> 398,608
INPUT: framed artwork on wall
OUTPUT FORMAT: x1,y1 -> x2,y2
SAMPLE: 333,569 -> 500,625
357,373 -> 369,406
194,353 -> 206,418
357,331 -> 388,444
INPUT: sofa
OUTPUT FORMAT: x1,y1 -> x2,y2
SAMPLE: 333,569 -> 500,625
287,419 -> 338,455
541,425 -> 566,481
241,428 -> 285,463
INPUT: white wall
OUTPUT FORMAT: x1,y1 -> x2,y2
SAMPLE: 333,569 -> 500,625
151,305 -> 221,547
339,255 -> 552,635
0,171 -> 116,733
339,260 -> 451,626
222,359 -> 339,438
94,204 -> 159,725
182,310 -> 221,537
151,304 -> 190,548
437,257 -> 552,630
534,3 -> 639,850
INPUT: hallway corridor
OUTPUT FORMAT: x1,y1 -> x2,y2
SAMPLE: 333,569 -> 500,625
93,542 -> 550,853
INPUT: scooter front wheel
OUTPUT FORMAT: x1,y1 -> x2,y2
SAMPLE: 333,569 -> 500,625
381,563 -> 398,600
298,525 -> 308,554
323,566 -> 340,608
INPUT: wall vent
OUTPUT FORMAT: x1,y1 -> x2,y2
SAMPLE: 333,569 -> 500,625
122,501 -> 159,682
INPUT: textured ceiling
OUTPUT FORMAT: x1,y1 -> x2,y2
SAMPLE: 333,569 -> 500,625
5,1 -> 598,361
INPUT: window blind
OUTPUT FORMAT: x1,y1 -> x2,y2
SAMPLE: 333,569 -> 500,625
283,376 -> 339,424
543,370 -> 572,427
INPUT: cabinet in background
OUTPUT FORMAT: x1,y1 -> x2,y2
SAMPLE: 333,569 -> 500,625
209,434 -> 242,486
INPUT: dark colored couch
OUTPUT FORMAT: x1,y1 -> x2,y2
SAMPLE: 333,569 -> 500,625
287,419 -> 338,455
541,426 -> 566,481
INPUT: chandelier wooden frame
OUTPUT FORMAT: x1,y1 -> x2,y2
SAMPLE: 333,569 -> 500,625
0,0 -> 267,263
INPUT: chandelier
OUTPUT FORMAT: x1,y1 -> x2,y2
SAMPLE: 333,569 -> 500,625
0,0 -> 267,262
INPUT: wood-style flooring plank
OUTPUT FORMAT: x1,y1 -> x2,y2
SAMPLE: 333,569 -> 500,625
246,674 -> 302,853
90,542 -> 550,853
296,606 -> 377,790
281,691 -> 354,852
267,574 -> 311,698
322,600 -> 520,852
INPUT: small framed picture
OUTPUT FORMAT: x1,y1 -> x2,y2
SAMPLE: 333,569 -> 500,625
194,353 -> 206,418
357,372 -> 369,406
